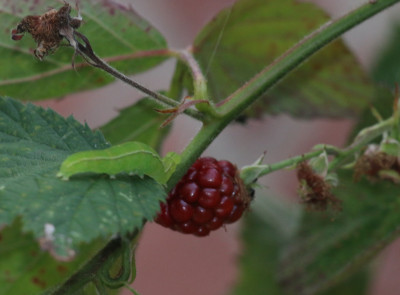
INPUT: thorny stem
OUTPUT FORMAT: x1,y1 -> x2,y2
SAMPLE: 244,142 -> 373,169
247,150 -> 328,178
239,117 -> 396,183
328,117 -> 395,171
277,116 -> 395,175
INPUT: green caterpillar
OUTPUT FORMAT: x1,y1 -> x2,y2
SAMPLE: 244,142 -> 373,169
58,141 -> 180,184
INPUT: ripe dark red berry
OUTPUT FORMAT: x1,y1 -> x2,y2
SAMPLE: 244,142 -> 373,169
156,157 -> 252,236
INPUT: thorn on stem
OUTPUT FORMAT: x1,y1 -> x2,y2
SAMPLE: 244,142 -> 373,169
156,97 -> 209,127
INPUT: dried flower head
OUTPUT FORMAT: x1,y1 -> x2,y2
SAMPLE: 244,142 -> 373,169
354,149 -> 400,183
297,161 -> 341,211
11,2 -> 82,60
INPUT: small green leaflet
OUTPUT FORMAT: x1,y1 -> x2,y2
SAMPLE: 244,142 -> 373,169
58,141 -> 180,184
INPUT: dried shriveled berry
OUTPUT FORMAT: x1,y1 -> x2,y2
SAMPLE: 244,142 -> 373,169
297,161 -> 341,211
354,150 -> 400,183
155,157 -> 252,236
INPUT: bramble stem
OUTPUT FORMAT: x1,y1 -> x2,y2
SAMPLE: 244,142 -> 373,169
239,117 -> 396,184
328,117 -> 395,170
268,117 -> 395,175
246,150 -> 326,177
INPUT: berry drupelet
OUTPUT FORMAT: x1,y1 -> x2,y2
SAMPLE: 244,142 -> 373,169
156,157 -> 252,236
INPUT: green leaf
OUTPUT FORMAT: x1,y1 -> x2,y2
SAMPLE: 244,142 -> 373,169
279,171 -> 400,295
347,87 -> 394,143
347,23 -> 400,141
371,24 -> 400,87
230,192 -> 369,295
58,141 -> 175,184
0,96 -> 166,257
230,194 -> 300,295
193,0 -> 375,118
0,220 -> 106,295
100,99 -> 170,149
0,0 -> 168,100
231,214 -> 286,295
319,270 -> 368,295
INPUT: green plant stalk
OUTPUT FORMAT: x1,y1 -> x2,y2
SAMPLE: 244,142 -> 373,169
167,0 -> 400,189
46,232 -> 139,295
124,283 -> 141,295
328,117 -> 395,170
239,117 -> 396,184
172,49 -> 220,117
246,150 -> 325,178
93,279 -> 110,295
174,49 -> 208,100
167,120 -> 223,190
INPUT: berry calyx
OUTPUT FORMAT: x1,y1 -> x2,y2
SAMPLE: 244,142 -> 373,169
156,157 -> 252,236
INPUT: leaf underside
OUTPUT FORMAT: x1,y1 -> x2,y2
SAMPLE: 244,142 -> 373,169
0,96 -> 166,258
193,0 -> 375,119
0,0 -> 168,100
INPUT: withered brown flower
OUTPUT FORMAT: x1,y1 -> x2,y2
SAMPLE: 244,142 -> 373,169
354,150 -> 400,183
297,161 -> 341,211
11,3 -> 82,60
10,1 -> 170,107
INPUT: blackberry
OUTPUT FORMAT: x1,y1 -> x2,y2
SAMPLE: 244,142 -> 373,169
156,157 -> 251,236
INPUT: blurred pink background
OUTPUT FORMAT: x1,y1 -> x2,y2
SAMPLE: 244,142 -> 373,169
36,1 -> 400,294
